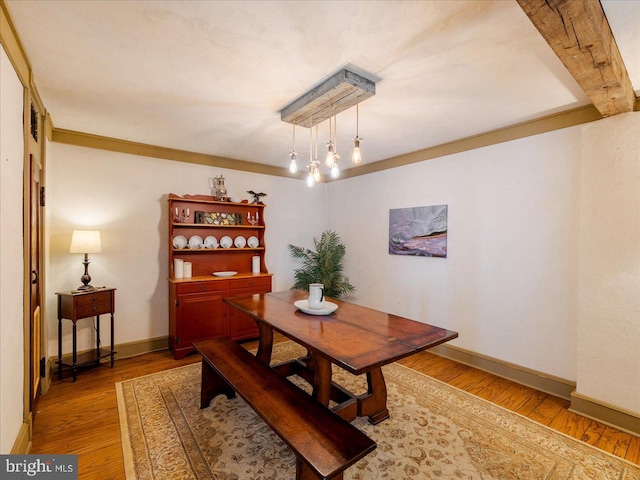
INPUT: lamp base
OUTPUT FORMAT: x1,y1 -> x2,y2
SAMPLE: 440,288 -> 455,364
78,255 -> 95,291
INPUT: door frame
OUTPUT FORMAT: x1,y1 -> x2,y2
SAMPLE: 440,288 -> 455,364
22,80 -> 48,434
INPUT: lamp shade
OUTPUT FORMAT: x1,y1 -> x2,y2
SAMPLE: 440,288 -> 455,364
70,230 -> 102,254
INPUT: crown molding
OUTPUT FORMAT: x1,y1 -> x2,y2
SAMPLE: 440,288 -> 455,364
50,102 -> 623,181
339,103 -> 605,180
52,128 -> 299,179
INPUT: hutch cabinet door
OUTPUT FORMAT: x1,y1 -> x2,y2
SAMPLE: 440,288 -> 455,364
175,291 -> 226,350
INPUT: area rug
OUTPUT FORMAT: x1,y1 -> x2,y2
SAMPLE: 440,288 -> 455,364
116,342 -> 640,479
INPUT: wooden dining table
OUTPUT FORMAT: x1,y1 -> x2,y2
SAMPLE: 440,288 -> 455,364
224,289 -> 458,424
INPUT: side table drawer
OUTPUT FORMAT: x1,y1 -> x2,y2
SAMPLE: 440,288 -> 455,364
75,290 -> 112,306
76,302 -> 112,318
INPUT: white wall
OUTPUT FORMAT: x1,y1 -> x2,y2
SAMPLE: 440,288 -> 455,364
327,127 -> 581,381
0,45 -> 26,453
45,143 -> 327,355
576,112 -> 640,415
44,111 -> 640,419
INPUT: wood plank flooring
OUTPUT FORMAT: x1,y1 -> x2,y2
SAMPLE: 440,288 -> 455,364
31,338 -> 640,479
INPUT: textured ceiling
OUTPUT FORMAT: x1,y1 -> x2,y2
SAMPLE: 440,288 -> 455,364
5,0 -> 639,172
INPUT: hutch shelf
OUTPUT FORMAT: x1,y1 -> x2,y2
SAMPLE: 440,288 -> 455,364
168,193 -> 272,359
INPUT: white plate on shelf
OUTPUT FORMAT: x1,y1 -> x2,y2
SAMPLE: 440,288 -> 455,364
204,235 -> 218,248
173,235 -> 187,249
188,235 -> 203,249
294,300 -> 339,315
213,271 -> 237,277
247,236 -> 259,248
234,235 -> 246,248
220,236 -> 233,248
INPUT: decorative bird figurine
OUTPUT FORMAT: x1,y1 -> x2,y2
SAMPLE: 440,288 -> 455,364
247,191 -> 267,204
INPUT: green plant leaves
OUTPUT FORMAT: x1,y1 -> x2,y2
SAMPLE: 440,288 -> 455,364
288,230 -> 355,299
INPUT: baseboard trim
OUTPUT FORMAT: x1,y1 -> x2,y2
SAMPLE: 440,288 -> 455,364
429,343 -> 576,401
570,391 -> 640,436
43,335 -> 640,435
11,415 -> 31,454
115,336 -> 169,359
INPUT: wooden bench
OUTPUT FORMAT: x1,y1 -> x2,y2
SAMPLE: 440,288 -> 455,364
193,337 -> 376,480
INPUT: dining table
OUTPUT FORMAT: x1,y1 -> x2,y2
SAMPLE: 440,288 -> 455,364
224,289 -> 459,424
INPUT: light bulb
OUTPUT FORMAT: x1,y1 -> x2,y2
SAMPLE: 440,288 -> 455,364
306,172 -> 316,188
313,164 -> 321,183
351,137 -> 362,165
331,162 -> 340,179
289,152 -> 298,174
325,142 -> 335,167
289,158 -> 298,174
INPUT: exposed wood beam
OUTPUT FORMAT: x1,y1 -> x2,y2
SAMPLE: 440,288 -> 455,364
517,0 -> 635,117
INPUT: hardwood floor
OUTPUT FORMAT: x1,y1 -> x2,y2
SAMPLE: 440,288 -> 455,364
31,338 -> 640,479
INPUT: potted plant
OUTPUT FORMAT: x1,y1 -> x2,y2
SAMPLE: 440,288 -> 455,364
288,230 -> 355,299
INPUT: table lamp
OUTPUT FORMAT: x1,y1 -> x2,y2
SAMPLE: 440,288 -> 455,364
69,230 -> 102,291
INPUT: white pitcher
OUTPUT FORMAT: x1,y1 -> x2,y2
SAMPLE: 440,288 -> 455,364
308,283 -> 325,310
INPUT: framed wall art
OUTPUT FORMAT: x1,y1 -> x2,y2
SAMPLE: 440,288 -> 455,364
389,205 -> 448,258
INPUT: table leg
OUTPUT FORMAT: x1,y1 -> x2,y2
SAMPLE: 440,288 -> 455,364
72,322 -> 77,382
256,322 -> 274,365
110,312 -> 115,368
357,367 -> 389,424
58,317 -> 62,379
307,352 -> 332,406
96,315 -> 101,366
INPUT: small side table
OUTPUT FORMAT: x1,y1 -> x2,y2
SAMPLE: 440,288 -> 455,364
56,287 -> 116,381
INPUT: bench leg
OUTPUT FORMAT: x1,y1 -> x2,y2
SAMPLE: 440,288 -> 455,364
296,458 -> 343,480
200,360 -> 236,409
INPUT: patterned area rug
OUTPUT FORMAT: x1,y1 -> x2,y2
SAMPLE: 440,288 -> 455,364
116,342 -> 640,479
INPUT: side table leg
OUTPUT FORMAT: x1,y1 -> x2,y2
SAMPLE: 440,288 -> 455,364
110,312 -> 115,368
96,315 -> 100,365
96,315 -> 101,366
72,322 -> 77,382
58,317 -> 62,379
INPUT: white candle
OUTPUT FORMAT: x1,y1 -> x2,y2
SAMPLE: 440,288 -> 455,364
174,259 -> 184,279
183,262 -> 192,278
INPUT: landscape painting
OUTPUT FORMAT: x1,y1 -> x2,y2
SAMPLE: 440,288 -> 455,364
389,205 -> 448,258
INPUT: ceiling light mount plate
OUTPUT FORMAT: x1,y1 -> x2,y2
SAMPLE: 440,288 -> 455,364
280,68 -> 375,128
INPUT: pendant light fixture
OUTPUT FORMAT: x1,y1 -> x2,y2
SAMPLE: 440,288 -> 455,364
352,97 -> 362,165
330,115 -> 340,179
280,67 -> 376,185
325,108 -> 335,168
289,123 -> 298,174
314,125 -> 321,183
306,118 -> 320,187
